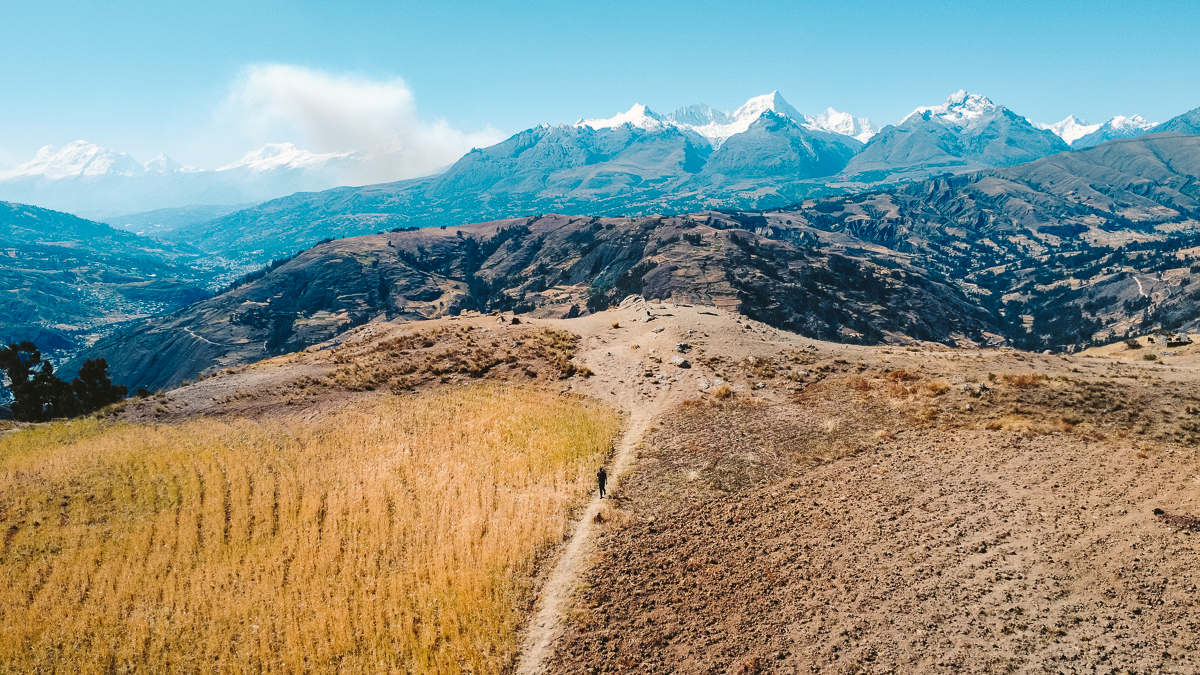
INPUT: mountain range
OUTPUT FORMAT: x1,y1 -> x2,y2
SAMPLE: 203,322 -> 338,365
69,131 -> 1200,391
5,90 -> 1195,238
0,141 -> 385,219
143,93 -> 1199,264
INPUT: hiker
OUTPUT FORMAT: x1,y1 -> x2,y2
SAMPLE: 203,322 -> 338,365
597,467 -> 607,499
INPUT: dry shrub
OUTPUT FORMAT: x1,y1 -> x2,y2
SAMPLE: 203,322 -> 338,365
875,429 -> 897,442
0,384 -> 618,674
1059,410 -> 1084,428
921,380 -> 950,397
884,369 -> 922,382
1000,373 -> 1047,389
611,321 -> 620,329
742,356 -> 777,379
329,326 -> 583,391
888,383 -> 916,398
712,383 -> 733,399
847,375 -> 872,392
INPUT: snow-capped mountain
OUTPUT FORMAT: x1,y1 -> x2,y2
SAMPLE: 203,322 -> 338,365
1036,116 -> 1102,145
1072,115 -> 1154,149
0,140 -> 375,218
807,108 -> 879,143
842,91 -> 1070,179
580,92 -> 877,148
217,143 -> 358,173
901,90 -> 1001,129
3,141 -> 146,181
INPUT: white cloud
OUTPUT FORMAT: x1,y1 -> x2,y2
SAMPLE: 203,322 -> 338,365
222,64 -> 502,184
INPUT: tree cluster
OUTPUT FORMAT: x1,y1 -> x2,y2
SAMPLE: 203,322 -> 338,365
0,342 -> 127,422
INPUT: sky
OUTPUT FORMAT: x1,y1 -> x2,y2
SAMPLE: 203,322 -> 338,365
1,0 -> 1197,175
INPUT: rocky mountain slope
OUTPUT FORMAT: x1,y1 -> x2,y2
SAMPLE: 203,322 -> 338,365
1151,105 -> 1200,135
782,133 -> 1200,350
80,210 -> 1003,391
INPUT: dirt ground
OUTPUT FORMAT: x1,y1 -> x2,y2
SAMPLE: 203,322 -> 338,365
40,297 -> 1200,674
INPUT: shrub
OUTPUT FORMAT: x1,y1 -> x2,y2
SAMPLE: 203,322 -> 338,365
884,369 -> 922,382
847,376 -> 872,392
712,383 -> 733,399
1143,353 -> 1158,361
1125,339 -> 1142,350
1000,373 -> 1046,389
922,380 -> 950,396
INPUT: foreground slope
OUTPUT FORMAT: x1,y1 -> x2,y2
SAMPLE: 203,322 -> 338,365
506,302 -> 1196,674
6,303 -> 1199,673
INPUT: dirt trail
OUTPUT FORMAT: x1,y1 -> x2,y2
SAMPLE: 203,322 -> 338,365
515,298 -> 737,674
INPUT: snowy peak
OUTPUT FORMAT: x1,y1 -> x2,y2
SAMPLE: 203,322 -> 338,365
807,107 -> 879,143
217,143 -> 354,173
1106,114 -> 1153,132
731,91 -> 804,124
905,90 -> 1001,129
144,153 -> 184,174
1036,115 -> 1102,145
1072,114 -> 1156,149
664,103 -> 731,127
576,92 -> 874,148
2,141 -> 145,181
578,104 -> 666,131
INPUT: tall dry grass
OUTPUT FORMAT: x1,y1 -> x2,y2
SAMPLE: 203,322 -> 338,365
0,383 -> 618,674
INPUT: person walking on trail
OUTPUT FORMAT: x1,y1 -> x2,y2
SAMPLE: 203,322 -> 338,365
597,467 -> 607,499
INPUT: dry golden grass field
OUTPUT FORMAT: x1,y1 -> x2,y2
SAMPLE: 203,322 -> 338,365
0,384 -> 618,674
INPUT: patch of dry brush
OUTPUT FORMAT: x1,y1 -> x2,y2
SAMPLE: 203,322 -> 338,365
0,384 -> 618,674
324,325 -> 587,392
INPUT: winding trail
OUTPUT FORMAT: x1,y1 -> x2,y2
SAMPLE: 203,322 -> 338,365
514,397 -> 656,675
515,300 -> 696,674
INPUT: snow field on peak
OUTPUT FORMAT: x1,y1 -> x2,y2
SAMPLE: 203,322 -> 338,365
577,104 -> 667,131
216,143 -> 356,173
903,90 -> 1000,129
578,91 -> 876,146
1035,116 -> 1101,145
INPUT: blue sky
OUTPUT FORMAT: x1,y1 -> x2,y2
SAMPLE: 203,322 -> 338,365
1,0 -> 1197,171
